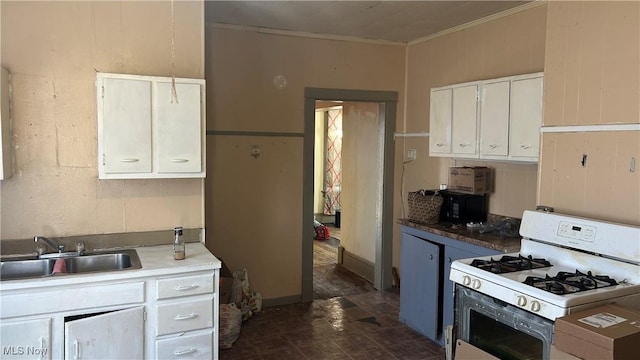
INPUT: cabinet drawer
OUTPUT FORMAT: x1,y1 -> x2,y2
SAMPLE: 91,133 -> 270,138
156,329 -> 213,359
156,297 -> 213,336
156,273 -> 214,299
1,282 -> 145,318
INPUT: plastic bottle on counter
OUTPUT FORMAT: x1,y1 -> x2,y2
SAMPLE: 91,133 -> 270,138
173,226 -> 185,260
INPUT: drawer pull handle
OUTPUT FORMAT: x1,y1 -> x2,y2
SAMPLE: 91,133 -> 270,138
174,313 -> 198,321
120,158 -> 140,162
170,158 -> 189,163
174,284 -> 199,291
174,348 -> 198,356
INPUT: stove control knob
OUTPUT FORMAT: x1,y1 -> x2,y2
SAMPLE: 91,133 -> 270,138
516,295 -> 527,307
462,276 -> 471,286
530,301 -> 541,312
471,279 -> 481,289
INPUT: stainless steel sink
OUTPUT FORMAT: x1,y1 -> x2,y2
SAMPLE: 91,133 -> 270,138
65,251 -> 140,273
0,249 -> 142,280
0,258 -> 57,280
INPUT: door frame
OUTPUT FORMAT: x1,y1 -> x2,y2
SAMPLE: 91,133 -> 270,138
302,88 -> 397,302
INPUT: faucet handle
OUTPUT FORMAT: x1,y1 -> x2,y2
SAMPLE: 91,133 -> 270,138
58,244 -> 65,253
36,244 -> 46,257
76,241 -> 85,255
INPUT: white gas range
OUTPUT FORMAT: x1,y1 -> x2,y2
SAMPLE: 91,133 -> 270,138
450,210 -> 640,360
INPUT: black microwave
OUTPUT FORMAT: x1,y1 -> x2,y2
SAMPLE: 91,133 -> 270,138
439,190 -> 487,224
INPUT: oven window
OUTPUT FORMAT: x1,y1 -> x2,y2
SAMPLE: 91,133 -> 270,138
469,309 -> 543,360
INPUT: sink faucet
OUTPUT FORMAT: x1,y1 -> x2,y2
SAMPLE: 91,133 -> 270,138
34,236 -> 65,253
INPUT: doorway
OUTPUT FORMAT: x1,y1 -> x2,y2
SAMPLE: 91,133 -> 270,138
302,88 -> 397,302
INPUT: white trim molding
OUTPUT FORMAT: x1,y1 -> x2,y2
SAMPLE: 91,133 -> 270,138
540,124 -> 640,133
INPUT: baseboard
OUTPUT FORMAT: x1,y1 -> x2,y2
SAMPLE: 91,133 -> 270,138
261,294 -> 302,308
338,245 -> 375,283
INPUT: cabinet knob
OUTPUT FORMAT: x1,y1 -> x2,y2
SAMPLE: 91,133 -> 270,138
436,143 -> 445,147
120,158 -> 140,162
170,158 -> 189,163
520,144 -> 532,149
458,143 -> 471,148
489,144 -> 499,149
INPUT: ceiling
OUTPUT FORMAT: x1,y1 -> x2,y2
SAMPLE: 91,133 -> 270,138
205,1 -> 533,43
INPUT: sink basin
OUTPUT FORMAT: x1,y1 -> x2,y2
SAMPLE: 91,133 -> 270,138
65,251 -> 140,273
0,249 -> 142,281
0,258 -> 56,280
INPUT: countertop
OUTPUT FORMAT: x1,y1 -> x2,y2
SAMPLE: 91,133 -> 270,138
398,219 -> 521,253
0,242 -> 221,291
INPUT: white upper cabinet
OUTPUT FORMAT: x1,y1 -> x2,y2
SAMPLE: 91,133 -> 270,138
479,80 -> 510,157
1,67 -> 13,180
509,75 -> 543,160
451,84 -> 479,156
97,73 -> 206,179
101,78 -> 153,175
156,81 -> 202,174
429,88 -> 452,154
429,72 -> 543,163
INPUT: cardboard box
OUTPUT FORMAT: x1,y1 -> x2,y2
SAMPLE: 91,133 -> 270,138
219,260 -> 233,304
455,340 -> 499,360
448,167 -> 492,194
554,304 -> 640,360
550,345 -> 581,360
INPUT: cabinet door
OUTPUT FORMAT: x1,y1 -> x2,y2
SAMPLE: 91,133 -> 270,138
399,233 -> 440,342
156,82 -> 202,173
64,306 -> 144,360
1,318 -> 51,360
101,78 -> 152,174
429,88 -> 452,155
480,81 -> 510,156
510,76 -> 543,159
452,85 -> 479,156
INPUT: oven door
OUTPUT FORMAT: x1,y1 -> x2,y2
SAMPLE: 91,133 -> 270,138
455,285 -> 554,360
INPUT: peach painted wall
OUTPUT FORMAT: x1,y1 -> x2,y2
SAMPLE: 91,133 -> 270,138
539,1 -> 640,225
204,25 -> 405,300
0,1 -> 205,240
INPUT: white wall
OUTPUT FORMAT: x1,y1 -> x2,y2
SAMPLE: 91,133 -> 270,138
341,102 -> 383,264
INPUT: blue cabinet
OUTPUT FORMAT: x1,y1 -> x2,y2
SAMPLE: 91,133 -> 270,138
399,225 -> 502,346
399,233 -> 440,341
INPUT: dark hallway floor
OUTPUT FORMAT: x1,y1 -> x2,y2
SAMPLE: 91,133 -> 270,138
219,224 -> 446,360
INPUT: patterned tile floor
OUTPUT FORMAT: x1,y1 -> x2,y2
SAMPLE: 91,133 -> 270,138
219,225 -> 446,359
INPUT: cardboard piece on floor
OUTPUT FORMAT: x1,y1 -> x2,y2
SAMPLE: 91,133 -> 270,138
455,340 -> 499,360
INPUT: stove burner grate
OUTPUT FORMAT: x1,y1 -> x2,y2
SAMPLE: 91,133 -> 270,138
523,270 -> 618,295
470,255 -> 552,274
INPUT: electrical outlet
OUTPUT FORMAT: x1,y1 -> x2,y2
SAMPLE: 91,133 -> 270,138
407,149 -> 417,161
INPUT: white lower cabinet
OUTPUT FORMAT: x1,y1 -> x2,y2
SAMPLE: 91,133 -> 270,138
64,307 -> 144,360
1,270 -> 219,359
1,318 -> 52,359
